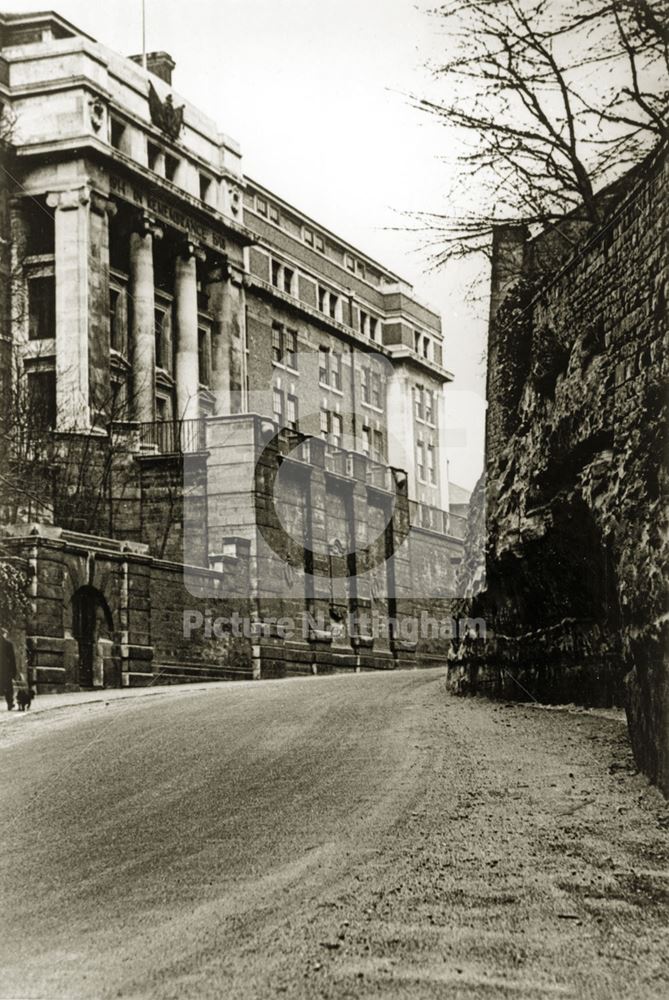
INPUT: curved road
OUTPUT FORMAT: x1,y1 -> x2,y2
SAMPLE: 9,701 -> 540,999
1,669 -> 668,999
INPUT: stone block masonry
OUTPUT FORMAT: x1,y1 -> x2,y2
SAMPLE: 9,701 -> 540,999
453,143 -> 668,796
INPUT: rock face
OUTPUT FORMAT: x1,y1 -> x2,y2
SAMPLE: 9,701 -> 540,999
453,144 -> 668,796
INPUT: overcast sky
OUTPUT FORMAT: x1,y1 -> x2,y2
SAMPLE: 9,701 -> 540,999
5,0 -> 487,489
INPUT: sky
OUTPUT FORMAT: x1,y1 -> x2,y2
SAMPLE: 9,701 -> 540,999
4,0 -> 487,489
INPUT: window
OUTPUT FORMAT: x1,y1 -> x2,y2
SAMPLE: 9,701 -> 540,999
155,309 -> 166,369
319,348 -> 341,390
320,408 -> 329,439
198,328 -> 211,385
417,440 -> 426,482
359,310 -> 379,341
28,276 -> 55,341
373,429 -> 384,457
318,286 -> 339,320
147,141 -> 160,173
427,444 -> 437,484
256,196 -> 268,217
345,254 -> 355,272
156,397 -> 168,422
272,324 -> 298,370
110,117 -> 126,151
24,199 -> 54,256
27,370 -> 56,430
331,412 -> 343,447
361,366 -> 369,404
269,204 -> 280,224
271,260 -> 294,295
285,329 -> 297,370
371,371 -> 382,409
109,287 -> 127,354
273,387 -> 284,424
199,173 -> 212,203
331,352 -> 342,391
319,346 -> 329,385
164,153 -> 180,183
286,393 -> 298,430
423,337 -> 431,360
361,426 -> 371,455
424,389 -> 434,424
414,330 -> 421,352
272,324 -> 282,365
315,235 -> 324,253
303,228 -> 314,246
415,385 -> 425,421
356,261 -> 366,279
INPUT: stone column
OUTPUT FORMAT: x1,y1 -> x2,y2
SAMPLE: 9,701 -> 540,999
47,187 -> 92,431
206,260 -> 247,415
174,240 -> 204,422
129,213 -> 163,424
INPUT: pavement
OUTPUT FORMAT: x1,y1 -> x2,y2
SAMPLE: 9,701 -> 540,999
0,668 -> 667,1000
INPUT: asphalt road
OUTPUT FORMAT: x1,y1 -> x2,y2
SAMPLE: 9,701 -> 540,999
1,670 -> 668,1000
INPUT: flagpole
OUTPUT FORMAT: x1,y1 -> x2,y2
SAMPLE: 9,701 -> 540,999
142,0 -> 147,69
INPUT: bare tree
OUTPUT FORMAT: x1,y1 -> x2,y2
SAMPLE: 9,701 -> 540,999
412,0 -> 669,267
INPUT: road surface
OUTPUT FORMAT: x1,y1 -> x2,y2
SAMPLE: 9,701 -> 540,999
1,669 -> 668,999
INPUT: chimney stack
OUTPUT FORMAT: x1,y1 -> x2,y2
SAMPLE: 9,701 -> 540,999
129,51 -> 175,85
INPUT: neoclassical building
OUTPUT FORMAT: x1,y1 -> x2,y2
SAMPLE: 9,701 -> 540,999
0,10 -> 466,689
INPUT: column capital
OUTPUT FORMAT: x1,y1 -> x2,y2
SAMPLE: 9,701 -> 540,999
46,186 -> 90,211
90,191 -> 117,218
177,237 -> 207,263
132,211 -> 164,240
203,256 -> 244,287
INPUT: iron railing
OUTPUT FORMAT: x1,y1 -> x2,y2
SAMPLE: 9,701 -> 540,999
408,499 -> 467,539
139,418 -> 206,454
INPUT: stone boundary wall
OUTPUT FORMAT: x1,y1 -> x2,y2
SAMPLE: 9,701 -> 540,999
453,144 -> 668,794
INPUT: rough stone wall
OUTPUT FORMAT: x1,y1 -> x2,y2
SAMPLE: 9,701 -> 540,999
455,144 -> 668,794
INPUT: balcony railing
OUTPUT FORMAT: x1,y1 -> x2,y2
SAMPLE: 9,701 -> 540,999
139,418 -> 206,454
409,500 -> 467,539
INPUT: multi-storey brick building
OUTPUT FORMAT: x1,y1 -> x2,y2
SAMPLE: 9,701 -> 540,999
0,10 -> 466,690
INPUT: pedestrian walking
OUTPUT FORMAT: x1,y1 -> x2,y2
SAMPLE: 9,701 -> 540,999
0,627 -> 17,711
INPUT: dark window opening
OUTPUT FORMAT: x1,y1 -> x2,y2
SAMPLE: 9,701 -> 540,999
27,370 -> 56,430
199,173 -> 212,203
198,328 -> 210,385
24,199 -> 55,256
147,142 -> 160,173
164,153 -> 179,183
110,117 -> 126,151
28,276 -> 55,340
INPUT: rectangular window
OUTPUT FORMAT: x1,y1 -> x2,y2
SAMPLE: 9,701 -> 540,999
283,267 -> 294,295
110,117 -> 126,151
269,205 -> 280,224
369,317 -> 378,342
345,254 -> 355,272
415,385 -> 424,421
286,394 -> 298,430
359,309 -> 368,335
361,426 -> 371,455
199,173 -> 212,203
256,196 -> 268,217
154,309 -> 166,369
357,261 -> 366,279
271,260 -> 281,288
272,323 -> 282,365
417,440 -> 426,482
371,371 -> 382,409
373,429 -> 384,457
303,228 -> 313,246
156,396 -> 168,422
331,412 -> 343,447
319,346 -> 330,385
320,408 -> 330,439
198,328 -> 210,385
273,387 -> 284,424
328,293 -> 339,320
361,367 -> 370,404
414,330 -> 421,352
110,288 -> 120,351
331,352 -> 342,391
164,153 -> 180,183
318,287 -> 327,314
27,370 -> 56,430
285,329 -> 297,370
423,337 -> 430,359
425,389 -> 434,424
427,444 -> 437,484
315,235 -> 324,253
147,142 -> 160,173
28,276 -> 55,341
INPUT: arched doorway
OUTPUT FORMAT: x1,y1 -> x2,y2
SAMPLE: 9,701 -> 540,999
72,586 -> 113,689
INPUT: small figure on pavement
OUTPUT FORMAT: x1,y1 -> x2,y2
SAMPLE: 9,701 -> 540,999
0,626 -> 17,711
